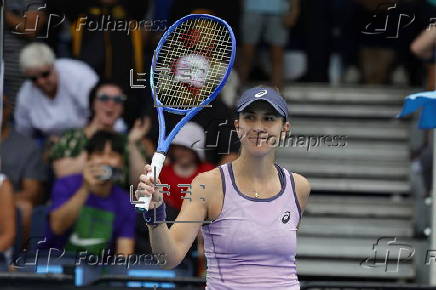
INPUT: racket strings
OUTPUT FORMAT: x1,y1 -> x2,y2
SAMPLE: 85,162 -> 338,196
161,19 -> 229,103
153,17 -> 233,110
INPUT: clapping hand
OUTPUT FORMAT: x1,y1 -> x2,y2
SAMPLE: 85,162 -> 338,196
128,117 -> 151,144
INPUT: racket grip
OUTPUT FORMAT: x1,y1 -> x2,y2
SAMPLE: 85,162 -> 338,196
135,152 -> 166,211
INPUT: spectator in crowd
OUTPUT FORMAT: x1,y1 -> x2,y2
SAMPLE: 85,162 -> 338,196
1,92 -> 47,242
49,81 -> 154,187
299,0 -> 352,83
411,24 -> 436,90
160,122 -> 215,218
238,0 -> 300,90
149,0 -> 173,44
170,0 -> 241,35
298,0 -> 423,85
0,174 -> 16,266
411,25 -> 436,62
43,131 -> 136,255
46,0 -> 150,127
14,42 -> 99,139
3,0 -> 46,103
351,0 -> 421,85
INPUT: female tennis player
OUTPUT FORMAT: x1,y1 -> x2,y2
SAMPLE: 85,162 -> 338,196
136,87 -> 311,289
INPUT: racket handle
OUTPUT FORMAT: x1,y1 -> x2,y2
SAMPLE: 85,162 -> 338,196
135,152 -> 166,211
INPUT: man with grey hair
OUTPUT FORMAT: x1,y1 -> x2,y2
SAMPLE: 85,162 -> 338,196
14,42 -> 99,138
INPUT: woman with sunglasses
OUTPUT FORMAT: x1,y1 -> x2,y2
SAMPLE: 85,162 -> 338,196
136,87 -> 311,289
50,81 -> 154,187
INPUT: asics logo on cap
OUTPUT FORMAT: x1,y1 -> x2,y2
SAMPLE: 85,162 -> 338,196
254,89 -> 268,98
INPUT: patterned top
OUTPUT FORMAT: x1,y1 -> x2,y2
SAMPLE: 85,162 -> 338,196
50,129 -> 90,160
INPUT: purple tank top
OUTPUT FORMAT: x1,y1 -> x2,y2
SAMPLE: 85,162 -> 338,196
201,162 -> 301,290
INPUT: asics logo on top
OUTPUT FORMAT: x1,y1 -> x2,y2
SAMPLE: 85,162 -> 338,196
282,211 -> 291,224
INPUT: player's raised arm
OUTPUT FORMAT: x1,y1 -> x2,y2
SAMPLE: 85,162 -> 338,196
136,165 -> 219,269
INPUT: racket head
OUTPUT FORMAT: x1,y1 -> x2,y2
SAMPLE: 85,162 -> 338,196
150,14 -> 236,114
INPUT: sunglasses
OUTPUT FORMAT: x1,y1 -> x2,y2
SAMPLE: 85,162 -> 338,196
28,70 -> 51,82
96,94 -> 127,104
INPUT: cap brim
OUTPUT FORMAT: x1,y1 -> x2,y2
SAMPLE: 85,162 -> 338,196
237,99 -> 286,119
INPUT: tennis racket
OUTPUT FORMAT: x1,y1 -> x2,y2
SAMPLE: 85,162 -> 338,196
135,14 -> 236,211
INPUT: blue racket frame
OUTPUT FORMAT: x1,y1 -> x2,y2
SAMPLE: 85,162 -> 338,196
150,14 -> 236,154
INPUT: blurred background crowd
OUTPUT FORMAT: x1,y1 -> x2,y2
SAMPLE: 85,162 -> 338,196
1,0 -> 436,280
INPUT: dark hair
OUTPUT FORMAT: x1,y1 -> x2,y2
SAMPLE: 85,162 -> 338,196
85,130 -> 125,156
88,80 -> 124,121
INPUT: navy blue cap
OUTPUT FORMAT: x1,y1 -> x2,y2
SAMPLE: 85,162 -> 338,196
236,87 -> 289,120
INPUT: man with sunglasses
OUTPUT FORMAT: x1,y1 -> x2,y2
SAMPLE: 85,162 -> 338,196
14,43 -> 98,140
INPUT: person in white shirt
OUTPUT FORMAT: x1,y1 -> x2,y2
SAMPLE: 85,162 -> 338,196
14,42 -> 99,138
